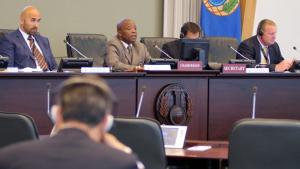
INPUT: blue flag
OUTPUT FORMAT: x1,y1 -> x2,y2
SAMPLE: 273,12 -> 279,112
200,0 -> 242,41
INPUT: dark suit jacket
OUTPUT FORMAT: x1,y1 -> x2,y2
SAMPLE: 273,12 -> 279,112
0,29 -> 57,70
161,39 -> 181,59
237,35 -> 284,71
0,128 -> 139,169
105,37 -> 151,71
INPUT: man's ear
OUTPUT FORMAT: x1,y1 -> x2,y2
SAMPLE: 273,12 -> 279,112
103,114 -> 114,132
50,105 -> 63,124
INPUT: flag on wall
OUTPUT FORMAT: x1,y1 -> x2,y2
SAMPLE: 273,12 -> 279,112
200,0 -> 242,41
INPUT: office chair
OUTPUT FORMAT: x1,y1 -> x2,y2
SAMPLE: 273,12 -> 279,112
66,33 -> 107,66
0,29 -> 14,39
0,112 -> 39,148
110,117 -> 166,169
140,37 -> 178,58
206,37 -> 238,69
229,118 -> 300,169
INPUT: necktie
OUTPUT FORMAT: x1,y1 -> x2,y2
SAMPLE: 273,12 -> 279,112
28,36 -> 49,70
127,45 -> 133,63
261,46 -> 269,64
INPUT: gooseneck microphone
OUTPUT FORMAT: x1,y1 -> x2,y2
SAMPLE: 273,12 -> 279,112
251,86 -> 257,119
154,45 -> 174,59
63,40 -> 89,59
136,86 -> 146,118
227,45 -> 250,60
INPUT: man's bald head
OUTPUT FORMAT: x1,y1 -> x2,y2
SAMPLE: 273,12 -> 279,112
117,18 -> 137,44
19,6 -> 41,35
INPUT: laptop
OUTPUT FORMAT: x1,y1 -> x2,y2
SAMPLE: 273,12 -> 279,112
161,125 -> 187,149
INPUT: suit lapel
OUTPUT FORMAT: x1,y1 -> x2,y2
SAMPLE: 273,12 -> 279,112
118,39 -> 132,64
254,37 -> 262,64
16,30 -> 35,60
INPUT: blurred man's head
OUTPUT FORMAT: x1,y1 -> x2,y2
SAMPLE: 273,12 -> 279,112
19,6 -> 41,35
53,75 -> 115,137
257,19 -> 277,46
117,18 -> 137,44
180,22 -> 202,39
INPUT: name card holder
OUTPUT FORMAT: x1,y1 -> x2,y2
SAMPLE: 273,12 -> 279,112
81,67 -> 111,73
222,64 -> 246,73
246,68 -> 269,73
144,64 -> 171,71
177,61 -> 202,71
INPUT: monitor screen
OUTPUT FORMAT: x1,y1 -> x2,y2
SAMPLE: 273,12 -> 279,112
57,58 -> 93,72
180,39 -> 210,66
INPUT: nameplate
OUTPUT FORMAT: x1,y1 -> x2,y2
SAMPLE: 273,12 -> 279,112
2,67 -> 18,73
177,61 -> 202,71
144,64 -> 171,71
81,67 -> 110,73
246,68 -> 269,73
222,64 -> 246,73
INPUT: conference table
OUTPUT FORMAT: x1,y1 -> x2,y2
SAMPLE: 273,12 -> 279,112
1,71 -> 300,141
166,140 -> 228,169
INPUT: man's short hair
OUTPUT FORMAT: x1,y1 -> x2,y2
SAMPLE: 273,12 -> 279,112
55,75 -> 115,126
256,19 -> 276,36
180,22 -> 201,38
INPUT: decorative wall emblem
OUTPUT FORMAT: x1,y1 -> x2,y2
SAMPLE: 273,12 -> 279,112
155,84 -> 192,125
203,0 -> 239,16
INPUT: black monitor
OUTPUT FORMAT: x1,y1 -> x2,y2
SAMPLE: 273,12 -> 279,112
57,58 -> 93,72
0,56 -> 9,69
180,39 -> 210,67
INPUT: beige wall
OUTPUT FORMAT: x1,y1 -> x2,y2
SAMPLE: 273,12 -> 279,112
0,0 -> 163,57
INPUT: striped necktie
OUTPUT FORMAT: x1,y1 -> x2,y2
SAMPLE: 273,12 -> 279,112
28,35 -> 49,70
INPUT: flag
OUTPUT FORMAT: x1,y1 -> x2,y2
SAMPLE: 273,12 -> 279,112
200,0 -> 242,41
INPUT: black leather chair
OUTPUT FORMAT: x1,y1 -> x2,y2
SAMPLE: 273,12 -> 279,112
140,37 -> 178,58
0,29 -> 14,39
229,118 -> 300,169
66,33 -> 107,66
206,37 -> 238,69
110,117 -> 166,169
0,112 -> 39,148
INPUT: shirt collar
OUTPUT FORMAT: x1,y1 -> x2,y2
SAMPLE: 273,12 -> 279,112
257,35 -> 267,48
19,28 -> 30,40
120,40 -> 132,49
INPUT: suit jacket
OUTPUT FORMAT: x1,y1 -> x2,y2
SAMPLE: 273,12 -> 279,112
105,37 -> 151,71
0,128 -> 139,169
160,39 -> 181,59
237,35 -> 284,71
0,29 -> 57,70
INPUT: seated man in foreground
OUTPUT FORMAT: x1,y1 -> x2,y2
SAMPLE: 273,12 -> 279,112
105,18 -> 151,71
237,19 -> 293,72
0,75 -> 143,169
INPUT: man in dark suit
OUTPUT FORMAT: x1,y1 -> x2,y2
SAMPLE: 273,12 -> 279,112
237,19 -> 293,72
0,6 -> 57,70
105,18 -> 151,71
0,75 -> 143,169
161,22 -> 202,59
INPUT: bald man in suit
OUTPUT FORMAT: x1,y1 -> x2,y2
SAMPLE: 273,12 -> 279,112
0,6 -> 57,70
105,19 -> 151,71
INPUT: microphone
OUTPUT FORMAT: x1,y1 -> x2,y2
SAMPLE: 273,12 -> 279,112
63,40 -> 89,59
154,45 -> 174,59
136,86 -> 146,118
293,46 -> 300,54
251,86 -> 257,119
227,45 -> 251,61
